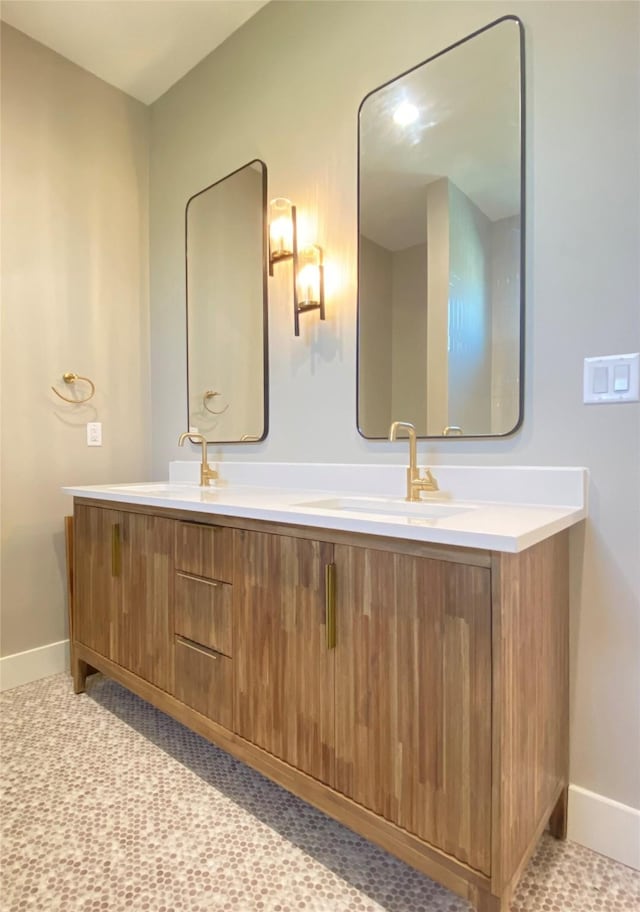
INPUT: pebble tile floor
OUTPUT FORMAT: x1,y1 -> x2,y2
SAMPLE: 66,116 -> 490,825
2,673 -> 639,912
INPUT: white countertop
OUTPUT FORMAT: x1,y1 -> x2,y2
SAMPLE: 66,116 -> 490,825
64,463 -> 587,553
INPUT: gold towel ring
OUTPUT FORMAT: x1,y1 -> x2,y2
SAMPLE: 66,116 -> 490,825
51,372 -> 96,404
203,390 -> 229,415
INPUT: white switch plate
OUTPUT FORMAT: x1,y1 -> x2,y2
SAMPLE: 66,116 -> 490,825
583,353 -> 639,404
86,422 -> 102,446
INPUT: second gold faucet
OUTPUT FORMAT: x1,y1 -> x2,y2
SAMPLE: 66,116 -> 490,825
178,432 -> 218,487
389,421 -> 438,502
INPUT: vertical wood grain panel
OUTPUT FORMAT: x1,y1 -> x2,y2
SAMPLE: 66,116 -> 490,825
439,564 -> 492,874
73,504 -> 121,659
117,512 -> 175,693
233,529 -> 335,786
334,546 -> 491,874
175,637 -> 233,728
175,573 -> 233,656
491,532 -> 570,892
175,521 -> 233,582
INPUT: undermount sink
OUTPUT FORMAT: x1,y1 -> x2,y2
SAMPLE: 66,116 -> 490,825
294,496 -> 476,520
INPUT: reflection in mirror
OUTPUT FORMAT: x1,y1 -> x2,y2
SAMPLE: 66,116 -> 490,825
186,160 -> 268,443
357,17 -> 524,438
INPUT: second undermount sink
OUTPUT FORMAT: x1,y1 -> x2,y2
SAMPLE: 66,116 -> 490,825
294,496 -> 476,520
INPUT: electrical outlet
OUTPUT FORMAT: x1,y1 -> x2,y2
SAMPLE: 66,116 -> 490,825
87,422 -> 102,446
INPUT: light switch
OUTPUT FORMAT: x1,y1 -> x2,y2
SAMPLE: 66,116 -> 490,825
613,364 -> 630,392
584,353 -> 640,404
592,366 -> 609,394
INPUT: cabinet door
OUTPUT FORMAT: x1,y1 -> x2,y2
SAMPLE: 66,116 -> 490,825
74,504 -> 122,659
234,530 -> 335,785
334,546 -> 492,875
117,512 -> 174,692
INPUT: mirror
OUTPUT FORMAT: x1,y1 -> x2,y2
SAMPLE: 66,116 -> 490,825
186,159 -> 268,443
357,17 -> 524,439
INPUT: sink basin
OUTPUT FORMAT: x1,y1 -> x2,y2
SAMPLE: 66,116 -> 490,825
294,496 -> 475,520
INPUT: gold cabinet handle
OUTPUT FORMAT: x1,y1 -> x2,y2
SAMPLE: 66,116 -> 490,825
176,571 -> 220,588
111,523 -> 121,577
325,562 -> 336,650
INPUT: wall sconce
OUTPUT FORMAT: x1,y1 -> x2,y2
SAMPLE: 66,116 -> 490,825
269,197 -> 325,337
295,244 -> 325,336
269,197 -> 296,267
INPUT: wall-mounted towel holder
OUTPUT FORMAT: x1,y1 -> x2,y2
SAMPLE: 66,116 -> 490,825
203,390 -> 229,415
51,372 -> 95,404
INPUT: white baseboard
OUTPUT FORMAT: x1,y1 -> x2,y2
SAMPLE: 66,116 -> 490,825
0,639 -> 70,692
568,784 -> 640,870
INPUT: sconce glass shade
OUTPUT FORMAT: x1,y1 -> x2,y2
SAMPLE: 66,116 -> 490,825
269,198 -> 294,260
296,245 -> 322,305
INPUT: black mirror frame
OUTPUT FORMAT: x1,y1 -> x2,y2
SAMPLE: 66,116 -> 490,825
185,159 -> 269,445
356,16 -> 526,441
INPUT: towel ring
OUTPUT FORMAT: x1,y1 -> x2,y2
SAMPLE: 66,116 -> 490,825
51,372 -> 96,404
203,390 -> 229,415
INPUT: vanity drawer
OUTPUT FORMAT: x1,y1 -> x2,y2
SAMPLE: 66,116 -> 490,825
174,636 -> 232,729
175,521 -> 233,583
175,572 -> 232,656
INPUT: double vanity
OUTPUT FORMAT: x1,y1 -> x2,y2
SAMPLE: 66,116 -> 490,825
65,460 -> 586,912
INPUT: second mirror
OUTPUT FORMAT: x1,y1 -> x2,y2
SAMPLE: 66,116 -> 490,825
357,17 -> 524,439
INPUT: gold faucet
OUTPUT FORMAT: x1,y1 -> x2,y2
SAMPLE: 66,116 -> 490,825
178,432 -> 218,487
389,421 -> 439,502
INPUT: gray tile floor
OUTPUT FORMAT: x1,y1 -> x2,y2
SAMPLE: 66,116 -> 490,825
1,673 -> 639,912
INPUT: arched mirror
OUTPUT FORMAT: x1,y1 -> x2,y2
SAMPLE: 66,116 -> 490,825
186,159 -> 268,443
357,17 -> 524,439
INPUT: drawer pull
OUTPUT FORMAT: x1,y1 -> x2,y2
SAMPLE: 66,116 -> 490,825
177,571 -> 220,588
111,523 -> 121,577
176,635 -> 221,660
325,562 -> 336,650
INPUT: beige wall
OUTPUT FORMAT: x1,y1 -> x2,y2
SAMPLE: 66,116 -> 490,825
358,236 -> 392,435
0,25 -> 151,656
426,177 -> 450,434
391,244 -> 428,430
490,214 -> 521,433
149,1 -> 640,813
447,179 -> 492,435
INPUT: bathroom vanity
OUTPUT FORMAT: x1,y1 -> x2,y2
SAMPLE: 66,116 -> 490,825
66,465 -> 586,912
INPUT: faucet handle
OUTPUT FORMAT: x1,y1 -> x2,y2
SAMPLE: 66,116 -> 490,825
419,467 -> 439,491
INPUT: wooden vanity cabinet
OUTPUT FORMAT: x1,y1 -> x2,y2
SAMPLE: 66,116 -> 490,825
73,503 -> 174,692
72,499 -> 569,912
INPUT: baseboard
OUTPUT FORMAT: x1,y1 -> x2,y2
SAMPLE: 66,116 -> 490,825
568,784 -> 640,870
0,639 -> 70,691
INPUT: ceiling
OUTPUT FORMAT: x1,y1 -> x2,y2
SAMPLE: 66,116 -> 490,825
0,0 -> 269,104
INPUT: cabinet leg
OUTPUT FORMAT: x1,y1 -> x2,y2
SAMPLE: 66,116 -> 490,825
475,888 -> 508,912
549,786 -> 568,840
72,656 -> 89,694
